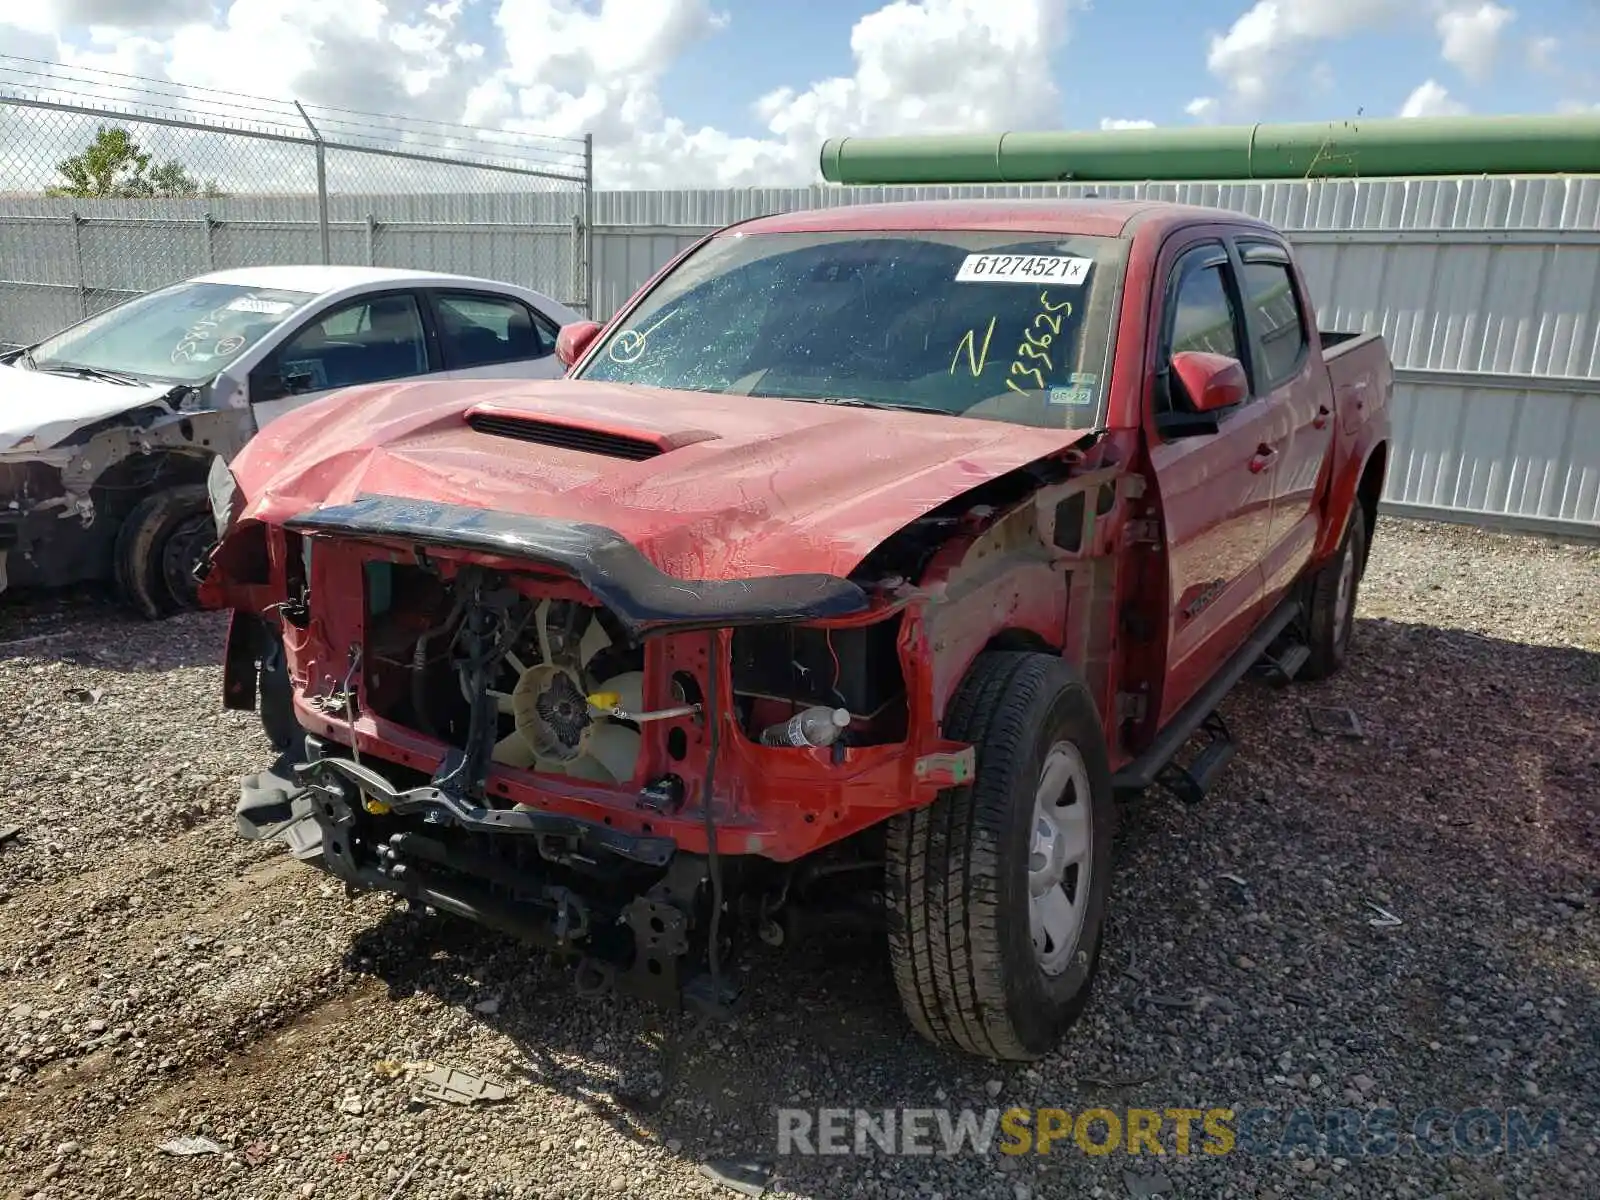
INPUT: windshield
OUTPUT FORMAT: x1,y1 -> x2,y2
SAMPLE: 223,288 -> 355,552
575,229 -> 1127,430
26,281 -> 316,385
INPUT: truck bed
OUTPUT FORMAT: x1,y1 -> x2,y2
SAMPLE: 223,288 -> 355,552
1320,329 -> 1392,435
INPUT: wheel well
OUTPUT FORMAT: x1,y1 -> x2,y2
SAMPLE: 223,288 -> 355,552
1356,443 -> 1387,570
983,628 -> 1061,656
90,450 -> 215,526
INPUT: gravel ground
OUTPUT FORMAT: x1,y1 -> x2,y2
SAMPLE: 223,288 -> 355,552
0,517 -> 1595,1200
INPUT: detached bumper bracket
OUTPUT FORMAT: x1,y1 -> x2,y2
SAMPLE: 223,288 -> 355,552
292,745 -> 678,868
235,757 -> 327,861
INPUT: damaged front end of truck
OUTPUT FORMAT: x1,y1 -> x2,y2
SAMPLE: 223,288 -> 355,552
198,406 -> 1138,1019
204,493 -> 996,1015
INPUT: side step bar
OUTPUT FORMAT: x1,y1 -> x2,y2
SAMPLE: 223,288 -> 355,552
1112,598 -> 1302,799
1154,711 -> 1235,806
1255,641 -> 1310,686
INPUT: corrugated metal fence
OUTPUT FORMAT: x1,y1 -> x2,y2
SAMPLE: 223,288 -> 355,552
0,191 -> 590,347
588,178 -> 1600,539
2,176 -> 1596,536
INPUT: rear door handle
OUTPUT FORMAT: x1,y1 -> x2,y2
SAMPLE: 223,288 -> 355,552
1312,405 -> 1331,430
1249,445 -> 1278,474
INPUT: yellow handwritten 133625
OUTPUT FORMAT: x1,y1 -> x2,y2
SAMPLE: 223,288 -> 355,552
950,290 -> 1074,395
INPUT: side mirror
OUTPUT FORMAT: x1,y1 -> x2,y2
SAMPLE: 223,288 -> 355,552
555,320 -> 603,369
1170,351 -> 1248,413
284,369 -> 315,395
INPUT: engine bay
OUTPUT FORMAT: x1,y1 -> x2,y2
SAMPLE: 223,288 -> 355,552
356,557 -> 911,800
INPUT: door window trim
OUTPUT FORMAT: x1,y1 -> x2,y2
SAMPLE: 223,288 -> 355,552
1228,237 -> 1312,391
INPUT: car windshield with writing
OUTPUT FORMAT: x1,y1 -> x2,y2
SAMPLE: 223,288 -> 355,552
24,281 -> 316,387
575,230 -> 1128,430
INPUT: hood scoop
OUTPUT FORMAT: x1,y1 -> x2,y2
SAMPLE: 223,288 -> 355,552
464,401 -> 718,462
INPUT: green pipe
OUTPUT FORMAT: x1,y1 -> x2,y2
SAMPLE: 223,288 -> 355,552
817,115 -> 1600,185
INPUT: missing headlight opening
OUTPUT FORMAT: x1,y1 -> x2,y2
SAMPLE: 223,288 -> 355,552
730,619 -> 908,747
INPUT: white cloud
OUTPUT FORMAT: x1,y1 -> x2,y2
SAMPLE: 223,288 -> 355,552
3,0 -> 209,35
1525,33 -> 1559,73
1436,3 -> 1513,81
410,0 -> 1083,186
748,0 -> 1080,164
1,0 -> 1089,188
1399,78 -> 1468,117
1201,1 -> 1518,115
1204,0 -> 1407,111
1099,117 -> 1155,130
1185,96 -> 1218,121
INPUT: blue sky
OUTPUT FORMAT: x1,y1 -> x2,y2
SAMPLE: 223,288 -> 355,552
647,0 -> 1598,135
3,1 -> 1599,187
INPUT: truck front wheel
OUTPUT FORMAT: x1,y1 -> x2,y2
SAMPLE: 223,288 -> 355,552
885,651 -> 1115,1061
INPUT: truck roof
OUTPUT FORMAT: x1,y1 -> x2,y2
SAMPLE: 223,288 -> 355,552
734,198 -> 1273,239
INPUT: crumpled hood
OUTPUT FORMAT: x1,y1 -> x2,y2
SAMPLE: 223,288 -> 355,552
230,377 -> 1092,581
0,361 -> 177,454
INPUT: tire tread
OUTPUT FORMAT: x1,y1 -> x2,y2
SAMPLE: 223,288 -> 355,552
886,650 -> 1108,1060
112,485 -> 211,621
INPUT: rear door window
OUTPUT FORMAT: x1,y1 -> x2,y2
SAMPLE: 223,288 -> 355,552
434,292 -> 556,369
1235,244 -> 1309,387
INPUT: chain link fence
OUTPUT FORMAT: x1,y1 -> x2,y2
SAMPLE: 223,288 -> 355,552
0,56 -> 593,349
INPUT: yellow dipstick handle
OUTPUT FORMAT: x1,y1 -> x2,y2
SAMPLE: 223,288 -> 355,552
587,692 -> 702,723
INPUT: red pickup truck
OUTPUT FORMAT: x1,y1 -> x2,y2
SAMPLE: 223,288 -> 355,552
200,199 -> 1391,1062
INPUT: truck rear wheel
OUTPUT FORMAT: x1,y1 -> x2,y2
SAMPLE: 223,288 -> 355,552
1300,507 -> 1367,681
885,651 -> 1114,1061
113,485 -> 215,620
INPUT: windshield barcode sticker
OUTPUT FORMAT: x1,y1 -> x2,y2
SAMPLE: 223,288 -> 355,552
955,254 -> 1092,285
226,297 -> 295,315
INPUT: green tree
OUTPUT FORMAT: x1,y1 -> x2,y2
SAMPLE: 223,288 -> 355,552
47,125 -> 225,199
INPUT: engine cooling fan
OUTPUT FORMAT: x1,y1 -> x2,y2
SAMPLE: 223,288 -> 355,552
487,599 -> 643,784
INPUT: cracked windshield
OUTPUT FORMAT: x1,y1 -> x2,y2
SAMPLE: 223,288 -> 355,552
577,229 -> 1127,430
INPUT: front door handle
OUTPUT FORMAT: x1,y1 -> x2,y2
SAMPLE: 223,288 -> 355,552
1249,444 -> 1278,474
1312,405 -> 1331,430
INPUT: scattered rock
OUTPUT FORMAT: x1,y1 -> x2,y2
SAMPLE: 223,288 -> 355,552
0,521 -> 1593,1200
159,1137 -> 224,1156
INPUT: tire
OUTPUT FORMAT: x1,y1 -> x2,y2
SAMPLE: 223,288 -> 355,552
258,627 -> 300,754
885,651 -> 1115,1061
1300,507 -> 1368,682
113,485 -> 215,620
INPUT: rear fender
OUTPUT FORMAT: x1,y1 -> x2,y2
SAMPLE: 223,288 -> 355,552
1312,440 -> 1386,566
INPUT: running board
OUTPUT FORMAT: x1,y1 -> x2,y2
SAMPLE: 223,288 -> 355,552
1112,598 -> 1301,798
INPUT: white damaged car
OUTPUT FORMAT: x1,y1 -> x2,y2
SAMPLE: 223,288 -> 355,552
0,265 -> 580,616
